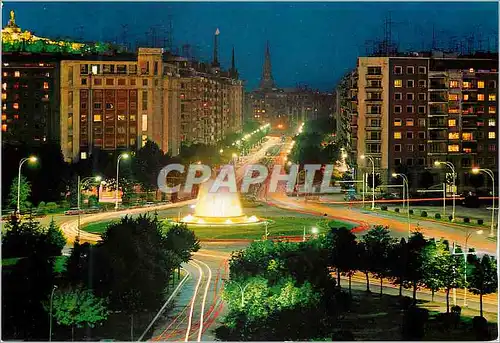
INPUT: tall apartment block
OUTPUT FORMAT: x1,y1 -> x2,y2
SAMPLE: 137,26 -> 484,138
352,53 -> 498,190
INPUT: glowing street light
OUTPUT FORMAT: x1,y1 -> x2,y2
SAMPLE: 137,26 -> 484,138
17,156 -> 37,214
435,161 -> 456,221
393,173 -> 410,237
472,167 -> 496,236
115,153 -> 129,210
77,175 -> 102,240
219,149 -> 224,154
360,154 -> 375,210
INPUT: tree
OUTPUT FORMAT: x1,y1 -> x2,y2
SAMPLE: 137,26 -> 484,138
388,238 -> 408,296
45,218 -> 67,257
404,232 -> 429,303
164,223 -> 200,263
49,287 -> 109,341
326,227 -> 357,291
7,175 -> 31,211
468,254 -> 498,317
421,239 -> 445,301
361,226 -> 396,296
133,140 -> 169,197
366,173 -> 382,189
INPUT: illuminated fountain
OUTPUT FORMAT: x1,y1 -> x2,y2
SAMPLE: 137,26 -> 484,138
179,176 -> 262,226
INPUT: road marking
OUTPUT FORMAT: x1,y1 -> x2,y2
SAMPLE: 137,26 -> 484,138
185,260 -> 203,342
194,259 -> 213,342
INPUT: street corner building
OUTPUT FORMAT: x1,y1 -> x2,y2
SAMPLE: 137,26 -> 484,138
1,13 -> 244,163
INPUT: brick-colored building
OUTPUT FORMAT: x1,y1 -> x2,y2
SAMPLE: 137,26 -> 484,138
350,52 -> 498,190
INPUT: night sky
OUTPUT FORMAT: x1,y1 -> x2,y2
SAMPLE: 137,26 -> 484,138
2,2 -> 498,91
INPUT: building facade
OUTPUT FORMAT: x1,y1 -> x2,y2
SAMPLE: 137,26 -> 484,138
351,52 -> 499,190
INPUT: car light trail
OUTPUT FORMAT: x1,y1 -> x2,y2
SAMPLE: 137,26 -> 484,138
185,260 -> 203,342
193,258 -> 212,342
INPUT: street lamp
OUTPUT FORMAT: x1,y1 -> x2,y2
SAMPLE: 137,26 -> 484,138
77,175 -> 102,241
115,153 -> 130,210
472,168 -> 496,237
17,156 -> 37,214
393,173 -> 410,237
303,226 -> 319,241
452,228 -> 483,307
434,161 -> 456,221
49,285 -> 57,341
360,154 -> 375,210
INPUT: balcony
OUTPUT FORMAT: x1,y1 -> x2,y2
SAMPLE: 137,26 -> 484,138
428,120 -> 447,129
428,132 -> 447,141
366,74 -> 383,79
429,95 -> 447,103
365,83 -> 382,90
428,83 -> 447,90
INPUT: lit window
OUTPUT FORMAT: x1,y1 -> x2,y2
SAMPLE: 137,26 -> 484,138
142,114 -> 148,131
394,119 -> 402,126
394,80 -> 402,88
463,94 -> 469,101
1,83 -> 6,91
463,148 -> 472,153
478,81 -> 485,88
93,114 -> 102,122
118,115 -> 126,121
43,82 -> 49,90
463,81 -> 471,89
13,114 -> 19,120
448,119 -> 456,127
1,114 -> 6,120
488,132 -> 496,139
13,103 -> 19,109
448,94 -> 458,101
462,133 -> 473,141
489,106 -> 496,114
1,93 -> 6,100
406,119 -> 414,126
478,94 -> 485,101
14,71 -> 20,77
448,132 -> 459,140
448,108 -> 459,114
394,132 -> 402,139
489,94 -> 496,101
81,152 -> 87,160
2,72 -> 7,77
448,145 -> 459,152
449,80 -> 459,88
2,124 -> 7,132
488,119 -> 496,126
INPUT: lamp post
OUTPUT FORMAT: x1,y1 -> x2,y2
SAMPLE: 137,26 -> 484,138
434,161 -> 456,221
234,282 -> 251,307
77,175 -> 102,241
360,154 -> 375,210
115,153 -> 130,210
472,168 -> 496,237
393,173 -> 410,237
303,226 -> 319,241
452,228 -> 483,307
49,285 -> 58,341
17,156 -> 37,214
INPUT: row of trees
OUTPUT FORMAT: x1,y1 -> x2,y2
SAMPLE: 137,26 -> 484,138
1,214 -> 200,341
216,225 -> 497,341
327,225 -> 497,316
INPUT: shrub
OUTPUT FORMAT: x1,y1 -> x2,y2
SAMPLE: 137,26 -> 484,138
59,200 -> 70,209
477,219 -> 484,225
381,206 -> 388,211
463,217 -> 470,223
434,213 -> 441,219
421,211 -> 428,217
448,215 -> 453,221
45,202 -> 58,213
402,305 -> 429,340
472,316 -> 490,340
88,195 -> 98,207
409,209 -> 414,215
395,208 -> 400,213
38,201 -> 46,209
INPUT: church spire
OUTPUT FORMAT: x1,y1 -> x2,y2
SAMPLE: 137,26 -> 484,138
229,46 -> 239,79
260,40 -> 275,90
212,28 -> 220,68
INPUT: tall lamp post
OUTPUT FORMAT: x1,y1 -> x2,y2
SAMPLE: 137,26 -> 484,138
435,161 -> 456,221
77,175 -> 102,240
17,156 -> 38,214
49,285 -> 58,341
115,153 -> 130,210
360,154 -> 375,210
472,168 -> 496,237
393,173 -> 410,237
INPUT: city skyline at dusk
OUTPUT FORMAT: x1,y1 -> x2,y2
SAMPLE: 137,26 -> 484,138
2,1 -> 498,91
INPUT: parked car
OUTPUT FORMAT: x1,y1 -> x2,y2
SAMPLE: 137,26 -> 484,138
64,208 -> 83,215
84,207 -> 101,214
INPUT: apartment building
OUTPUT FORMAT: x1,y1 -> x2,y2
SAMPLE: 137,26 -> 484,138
352,52 -> 498,189
1,56 -> 61,145
59,49 -> 243,162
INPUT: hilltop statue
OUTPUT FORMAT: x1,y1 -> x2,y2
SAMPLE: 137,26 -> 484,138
7,10 -> 18,28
